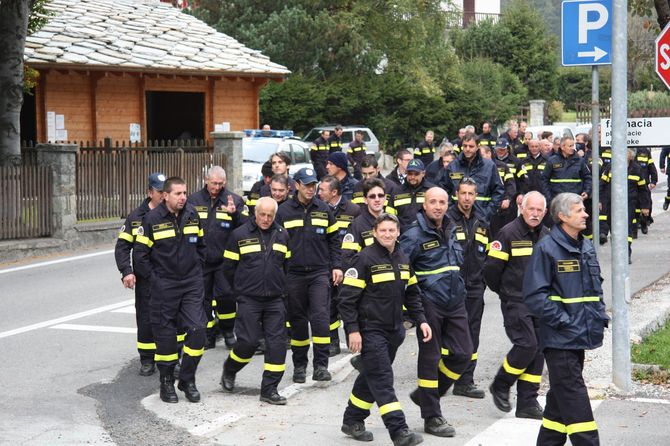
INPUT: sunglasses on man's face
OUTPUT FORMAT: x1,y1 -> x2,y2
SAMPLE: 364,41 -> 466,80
367,194 -> 385,199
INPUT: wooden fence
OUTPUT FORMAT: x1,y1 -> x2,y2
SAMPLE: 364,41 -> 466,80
575,102 -> 611,125
76,143 -> 225,221
0,163 -> 52,240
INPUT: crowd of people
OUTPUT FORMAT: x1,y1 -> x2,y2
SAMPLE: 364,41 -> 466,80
113,119 -> 660,446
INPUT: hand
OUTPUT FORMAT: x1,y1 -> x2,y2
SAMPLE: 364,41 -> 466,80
598,202 -> 603,211
224,195 -> 236,213
332,268 -> 343,286
501,199 -> 510,210
580,192 -> 589,200
419,323 -> 432,342
348,332 -> 362,353
122,274 -> 136,289
642,209 -> 650,216
649,183 -> 656,190
577,149 -> 585,157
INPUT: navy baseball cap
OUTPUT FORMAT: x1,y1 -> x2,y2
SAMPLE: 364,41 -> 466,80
148,172 -> 166,190
293,167 -> 318,184
406,159 -> 425,172
495,138 -> 510,149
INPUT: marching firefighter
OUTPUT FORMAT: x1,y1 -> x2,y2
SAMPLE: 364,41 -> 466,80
311,130 -> 331,180
414,130 -> 437,166
634,146 -> 657,235
220,197 -> 291,405
387,159 -> 434,232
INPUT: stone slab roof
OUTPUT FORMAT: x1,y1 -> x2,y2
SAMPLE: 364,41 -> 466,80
24,0 -> 290,78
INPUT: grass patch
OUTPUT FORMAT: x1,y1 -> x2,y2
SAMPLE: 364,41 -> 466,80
632,320 -> 670,369
633,368 -> 670,385
561,111 -> 577,122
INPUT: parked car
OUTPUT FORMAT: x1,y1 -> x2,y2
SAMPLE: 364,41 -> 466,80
242,130 -> 312,193
303,125 -> 380,154
526,125 -> 574,140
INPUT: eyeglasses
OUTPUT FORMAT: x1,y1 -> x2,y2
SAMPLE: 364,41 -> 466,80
367,193 -> 385,199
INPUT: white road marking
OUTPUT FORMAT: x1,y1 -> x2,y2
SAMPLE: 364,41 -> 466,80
50,324 -> 136,334
463,398 -> 602,446
0,299 -> 134,340
628,397 -> 670,405
0,249 -> 114,275
111,306 -> 136,314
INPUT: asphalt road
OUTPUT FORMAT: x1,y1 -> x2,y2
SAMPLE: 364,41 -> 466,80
1,171 -> 669,445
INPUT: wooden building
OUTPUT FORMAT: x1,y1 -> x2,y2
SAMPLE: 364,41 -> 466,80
21,0 -> 289,144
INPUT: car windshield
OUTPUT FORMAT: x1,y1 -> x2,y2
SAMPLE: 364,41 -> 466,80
303,129 -> 323,142
243,140 -> 280,163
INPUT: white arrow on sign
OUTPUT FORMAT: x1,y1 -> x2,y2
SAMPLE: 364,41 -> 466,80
577,46 -> 608,61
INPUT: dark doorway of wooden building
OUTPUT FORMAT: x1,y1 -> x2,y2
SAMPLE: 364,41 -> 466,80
146,91 -> 205,142
20,91 -> 37,143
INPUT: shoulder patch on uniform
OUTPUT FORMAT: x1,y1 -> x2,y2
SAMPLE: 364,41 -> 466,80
119,224 -> 126,233
343,233 -> 354,243
344,268 -> 358,279
490,240 -> 502,251
137,226 -> 144,236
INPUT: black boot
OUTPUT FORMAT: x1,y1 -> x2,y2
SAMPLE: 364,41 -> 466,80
453,383 -> 485,399
260,390 -> 287,405
341,422 -> 373,441
424,416 -> 455,437
392,429 -> 423,446
160,372 -> 178,403
223,331 -> 236,349
139,361 -> 155,376
177,380 -> 201,403
221,366 -> 236,392
489,382 -> 511,412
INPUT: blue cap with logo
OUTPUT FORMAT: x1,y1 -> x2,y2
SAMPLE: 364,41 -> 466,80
495,138 -> 510,149
293,167 -> 318,184
148,172 -> 166,191
406,159 -> 425,172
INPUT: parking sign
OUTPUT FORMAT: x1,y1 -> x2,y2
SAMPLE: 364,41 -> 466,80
562,0 -> 612,66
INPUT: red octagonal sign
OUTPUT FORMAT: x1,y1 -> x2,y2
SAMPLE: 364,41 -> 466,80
657,22 -> 670,90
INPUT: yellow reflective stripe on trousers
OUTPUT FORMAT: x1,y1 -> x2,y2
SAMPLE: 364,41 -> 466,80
371,272 -> 395,283
240,244 -> 262,255
118,231 -> 134,242
176,333 -> 186,342
183,346 -> 204,357
312,336 -> 330,344
441,347 -> 449,356
418,379 -> 438,388
350,393 -> 374,410
379,401 -> 402,416
542,417 -> 567,433
291,338 -> 310,347
230,350 -> 252,363
343,277 -> 366,289
223,250 -> 240,261
207,319 -> 216,328
330,320 -> 341,330
439,359 -> 461,380
264,363 -> 286,372
218,312 -> 236,320
155,353 -> 179,362
415,265 -> 460,275
567,420 -> 598,434
511,247 -> 533,257
137,342 -> 156,350
471,352 -> 478,360
503,356 -> 526,375
488,249 -> 509,261
548,295 -> 600,304
519,372 -> 542,383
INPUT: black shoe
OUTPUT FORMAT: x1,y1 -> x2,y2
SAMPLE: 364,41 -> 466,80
350,355 -> 362,372
641,224 -> 648,234
516,402 -> 543,420
489,383 -> 512,412
632,231 -> 638,240
329,340 -> 341,357
221,369 -> 235,392
177,380 -> 201,403
341,422 -> 374,442
260,390 -> 287,405
409,388 -> 420,407
424,416 -> 455,437
173,363 -> 181,380
453,383 -> 485,399
293,366 -> 306,383
204,337 -> 216,350
629,256 -> 633,265
223,331 -> 236,349
312,367 -> 332,381
393,429 -> 423,446
139,362 -> 155,376
664,201 -> 669,211
159,376 -> 178,403
255,338 -> 266,356
599,234 -> 608,245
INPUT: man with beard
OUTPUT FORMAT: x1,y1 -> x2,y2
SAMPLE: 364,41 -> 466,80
415,130 -> 437,166
388,159 -> 435,232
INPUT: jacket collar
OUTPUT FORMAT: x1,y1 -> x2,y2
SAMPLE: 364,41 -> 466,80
417,210 -> 451,234
549,224 -> 582,253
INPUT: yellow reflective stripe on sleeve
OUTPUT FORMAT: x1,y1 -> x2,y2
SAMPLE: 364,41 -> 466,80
245,199 -> 257,206
471,352 -> 478,360
627,175 -> 640,181
183,226 -> 199,235
371,272 -> 396,283
155,353 -> 179,362
207,319 -> 216,329
439,359 -> 461,380
548,295 -> 600,304
283,219 -> 304,229
352,196 -> 365,204
566,421 -> 598,434
503,356 -> 526,375
312,336 -> 330,344
176,333 -> 186,342
240,244 -> 262,255
327,224 -> 339,234
542,418 -> 567,433
549,178 -> 581,183
230,350 -> 252,363
137,342 -> 156,350
599,215 -> 608,221
198,212 -> 208,219
135,234 -> 153,247
488,249 -> 509,261
217,312 -> 236,320
342,242 -> 362,252
415,265 -> 460,275
264,363 -> 286,372
379,401 -> 402,416
400,271 -> 410,280
216,212 -> 232,221
475,233 -> 489,245
394,198 -> 411,207
311,218 -> 329,227
272,243 -> 288,254
476,196 -> 491,201
183,346 -> 204,357
223,250 -> 240,261
511,247 -> 533,256
291,338 -> 310,347
350,393 -> 374,410
154,229 -> 176,240
343,277 -> 366,288
418,379 -> 438,388
118,232 -> 134,242
330,320 -> 341,330
441,347 -> 449,356
199,228 -> 204,237
519,373 -> 542,383
286,250 -> 292,258
407,275 -> 418,286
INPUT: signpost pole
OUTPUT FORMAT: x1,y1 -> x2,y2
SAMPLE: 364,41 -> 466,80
611,0 -> 631,393
591,66 -> 600,256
